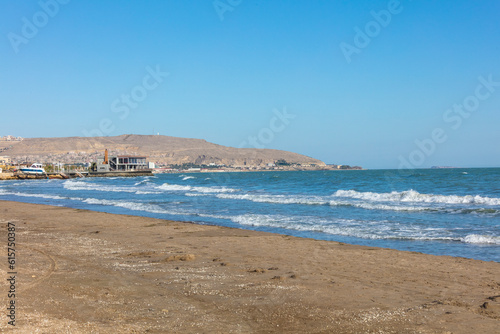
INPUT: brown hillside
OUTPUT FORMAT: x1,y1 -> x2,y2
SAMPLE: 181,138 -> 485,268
0,135 -> 325,166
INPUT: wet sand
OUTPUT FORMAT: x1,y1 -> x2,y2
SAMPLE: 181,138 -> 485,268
0,200 -> 499,333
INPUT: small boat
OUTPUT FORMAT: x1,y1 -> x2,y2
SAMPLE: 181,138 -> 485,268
20,163 -> 45,175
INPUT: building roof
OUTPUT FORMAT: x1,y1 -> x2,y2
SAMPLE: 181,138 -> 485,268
115,155 -> 147,158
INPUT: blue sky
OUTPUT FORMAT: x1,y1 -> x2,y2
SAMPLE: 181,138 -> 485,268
1,0 -> 499,169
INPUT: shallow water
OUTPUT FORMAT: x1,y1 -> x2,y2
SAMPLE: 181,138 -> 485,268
1,168 -> 499,262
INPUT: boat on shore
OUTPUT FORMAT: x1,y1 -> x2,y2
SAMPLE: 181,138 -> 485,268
20,163 -> 46,175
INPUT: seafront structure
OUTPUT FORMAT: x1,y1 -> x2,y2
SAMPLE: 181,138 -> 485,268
93,149 -> 148,172
0,148 -> 153,179
89,149 -> 153,177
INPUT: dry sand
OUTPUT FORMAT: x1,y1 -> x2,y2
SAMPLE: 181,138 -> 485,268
0,200 -> 499,333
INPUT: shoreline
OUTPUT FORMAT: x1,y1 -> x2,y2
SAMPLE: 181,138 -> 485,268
0,168 -> 366,181
1,195 -> 497,263
0,200 -> 499,332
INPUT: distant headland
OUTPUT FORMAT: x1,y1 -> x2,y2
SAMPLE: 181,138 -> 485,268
0,134 -> 362,172
430,166 -> 459,169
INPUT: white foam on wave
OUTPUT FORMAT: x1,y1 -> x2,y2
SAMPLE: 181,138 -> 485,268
0,190 -> 72,201
82,198 -> 186,215
217,193 -> 326,205
343,201 -> 428,212
63,180 -> 135,193
157,184 -> 192,191
185,193 -> 205,197
157,183 -> 238,194
135,191 -> 161,195
0,189 -> 86,202
216,193 -> 427,212
461,234 -> 500,245
194,186 -> 239,193
333,189 -> 500,206
229,214 -> 400,240
182,176 -> 196,180
134,178 -> 151,186
63,180 -> 87,189
63,180 -> 156,194
229,214 -> 493,244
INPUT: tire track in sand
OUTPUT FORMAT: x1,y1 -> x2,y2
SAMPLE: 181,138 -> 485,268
18,246 -> 57,293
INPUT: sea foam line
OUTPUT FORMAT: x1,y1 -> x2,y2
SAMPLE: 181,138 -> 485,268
63,180 -> 161,195
64,180 -> 137,193
82,198 -> 189,216
157,183 -> 238,194
0,190 -> 83,201
214,189 -> 500,214
461,234 -> 500,245
333,189 -> 500,206
215,193 -> 428,212
229,214 -> 500,244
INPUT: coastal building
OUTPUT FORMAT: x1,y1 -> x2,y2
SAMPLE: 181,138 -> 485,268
0,156 -> 11,164
94,149 -> 149,172
0,135 -> 23,141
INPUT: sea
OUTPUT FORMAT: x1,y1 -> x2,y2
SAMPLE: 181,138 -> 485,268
1,168 -> 499,262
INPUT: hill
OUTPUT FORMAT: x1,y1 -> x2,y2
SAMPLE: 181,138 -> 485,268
0,134 -> 325,167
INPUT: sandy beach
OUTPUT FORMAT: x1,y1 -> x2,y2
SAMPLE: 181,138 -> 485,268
0,201 -> 498,333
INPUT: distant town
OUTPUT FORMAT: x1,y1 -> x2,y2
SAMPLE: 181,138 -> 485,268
0,134 -> 363,176
0,149 -> 362,173
0,135 -> 24,141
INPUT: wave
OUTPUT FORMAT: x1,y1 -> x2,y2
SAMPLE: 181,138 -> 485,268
216,193 -> 428,212
82,198 -> 187,216
63,180 -> 161,195
229,214 -> 500,244
156,184 -> 192,191
178,175 -> 196,180
449,208 -> 500,215
461,234 -> 500,245
217,193 -> 325,205
214,189 -> 500,215
0,190 -> 82,201
64,180 -> 137,193
229,214 -> 434,240
157,183 -> 238,194
230,214 -> 361,234
333,189 -> 500,206
135,190 -> 161,195
134,177 -> 152,186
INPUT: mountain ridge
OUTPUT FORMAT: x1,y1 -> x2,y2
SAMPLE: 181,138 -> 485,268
0,134 -> 326,167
